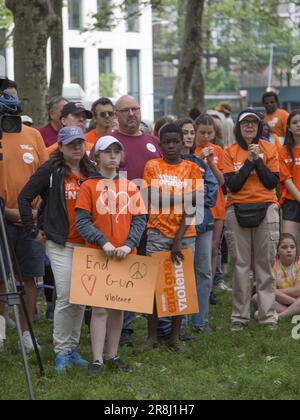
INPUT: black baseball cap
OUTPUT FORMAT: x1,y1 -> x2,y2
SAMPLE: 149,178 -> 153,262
60,102 -> 92,119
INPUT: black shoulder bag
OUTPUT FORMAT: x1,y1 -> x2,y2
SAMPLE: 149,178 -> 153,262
234,203 -> 269,228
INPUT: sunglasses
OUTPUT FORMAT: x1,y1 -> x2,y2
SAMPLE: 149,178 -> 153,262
97,111 -> 115,118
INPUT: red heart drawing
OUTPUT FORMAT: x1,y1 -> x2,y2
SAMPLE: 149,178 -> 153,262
81,274 -> 97,297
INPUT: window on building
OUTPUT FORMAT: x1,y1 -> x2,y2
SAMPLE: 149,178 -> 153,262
96,0 -> 113,31
99,49 -> 115,97
70,48 -> 84,88
126,1 -> 140,32
127,50 -> 140,101
68,0 -> 82,30
99,49 -> 112,74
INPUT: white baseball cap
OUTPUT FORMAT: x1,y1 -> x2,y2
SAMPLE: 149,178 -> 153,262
95,136 -> 124,152
239,112 -> 261,123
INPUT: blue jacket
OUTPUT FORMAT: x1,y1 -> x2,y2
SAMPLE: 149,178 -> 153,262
183,155 -> 218,234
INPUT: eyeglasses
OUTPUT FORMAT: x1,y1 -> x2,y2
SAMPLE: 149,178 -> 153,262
96,111 -> 115,118
116,107 -> 141,114
240,120 -> 259,127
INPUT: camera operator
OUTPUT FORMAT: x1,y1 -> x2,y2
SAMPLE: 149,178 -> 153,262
0,79 -> 48,353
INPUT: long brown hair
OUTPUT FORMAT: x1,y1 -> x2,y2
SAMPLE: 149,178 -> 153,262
50,148 -> 97,178
284,109 -> 300,163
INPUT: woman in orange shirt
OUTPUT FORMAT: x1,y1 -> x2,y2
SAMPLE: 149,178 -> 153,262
224,110 -> 279,331
194,114 -> 226,283
18,126 -> 97,371
279,110 -> 300,240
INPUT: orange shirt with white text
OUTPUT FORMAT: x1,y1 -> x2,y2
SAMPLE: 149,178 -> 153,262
65,172 -> 86,244
143,158 -> 203,238
76,177 -> 146,250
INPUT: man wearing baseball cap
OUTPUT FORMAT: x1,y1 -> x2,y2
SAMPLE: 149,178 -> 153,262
46,102 -> 93,157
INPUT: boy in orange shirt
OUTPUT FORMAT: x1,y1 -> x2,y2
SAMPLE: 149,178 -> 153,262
263,92 -> 289,138
143,123 -> 203,351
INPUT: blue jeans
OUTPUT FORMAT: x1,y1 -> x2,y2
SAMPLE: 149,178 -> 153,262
192,230 -> 213,328
213,249 -> 224,286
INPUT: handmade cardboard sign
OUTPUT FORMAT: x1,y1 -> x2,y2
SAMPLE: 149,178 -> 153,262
153,249 -> 199,317
70,248 -> 159,314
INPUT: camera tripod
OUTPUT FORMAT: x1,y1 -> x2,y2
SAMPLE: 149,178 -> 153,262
0,197 -> 44,400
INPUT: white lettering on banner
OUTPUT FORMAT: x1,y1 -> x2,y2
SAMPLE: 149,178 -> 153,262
174,261 -> 187,312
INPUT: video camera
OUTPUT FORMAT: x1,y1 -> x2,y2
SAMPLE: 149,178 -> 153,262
0,77 -> 22,160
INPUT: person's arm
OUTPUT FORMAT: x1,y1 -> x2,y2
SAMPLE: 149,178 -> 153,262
203,164 -> 219,208
171,212 -> 195,263
76,208 -> 109,247
125,215 -> 147,250
224,159 -> 255,193
253,158 -> 279,190
275,289 -> 297,306
18,163 -> 52,239
207,159 -> 224,186
284,179 -> 300,203
278,282 -> 300,299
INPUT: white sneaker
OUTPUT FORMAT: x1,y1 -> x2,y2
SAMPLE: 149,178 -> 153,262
20,331 -> 41,354
0,339 -> 4,353
216,281 -> 232,292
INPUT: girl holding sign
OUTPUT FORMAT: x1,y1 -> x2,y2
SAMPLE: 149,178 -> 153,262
76,136 -> 147,376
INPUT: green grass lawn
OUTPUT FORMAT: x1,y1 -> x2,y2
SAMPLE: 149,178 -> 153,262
1,286 -> 300,400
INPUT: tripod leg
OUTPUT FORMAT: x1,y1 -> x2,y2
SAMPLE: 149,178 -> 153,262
19,290 -> 45,377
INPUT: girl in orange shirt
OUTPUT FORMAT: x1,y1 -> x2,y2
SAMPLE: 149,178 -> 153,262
194,114 -> 226,282
76,136 -> 147,375
279,110 -> 300,240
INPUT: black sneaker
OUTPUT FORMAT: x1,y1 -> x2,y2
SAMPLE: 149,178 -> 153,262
107,356 -> 132,373
209,292 -> 220,305
89,361 -> 105,376
119,332 -> 133,347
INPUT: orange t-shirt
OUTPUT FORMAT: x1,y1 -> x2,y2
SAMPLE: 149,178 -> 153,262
0,125 -> 48,209
143,158 -> 203,238
47,137 -> 93,158
195,143 -> 226,220
265,109 -> 289,138
224,139 -> 279,206
76,177 -> 146,250
279,146 -> 300,202
85,129 -> 101,146
65,172 -> 86,244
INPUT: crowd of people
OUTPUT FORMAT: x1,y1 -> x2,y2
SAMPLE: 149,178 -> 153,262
0,78 -> 300,375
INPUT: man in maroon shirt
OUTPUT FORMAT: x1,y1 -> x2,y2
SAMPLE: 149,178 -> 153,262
38,96 -> 68,147
113,95 -> 161,182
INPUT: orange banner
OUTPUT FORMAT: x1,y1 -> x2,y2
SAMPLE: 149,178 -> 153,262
70,248 -> 159,314
154,249 -> 199,318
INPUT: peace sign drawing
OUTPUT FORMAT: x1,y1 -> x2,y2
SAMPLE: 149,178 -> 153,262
129,262 -> 148,280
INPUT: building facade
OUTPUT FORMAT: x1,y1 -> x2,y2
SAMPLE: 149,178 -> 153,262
5,0 -> 154,121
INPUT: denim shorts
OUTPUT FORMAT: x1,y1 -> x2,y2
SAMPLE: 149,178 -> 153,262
0,224 -> 45,281
146,229 -> 196,256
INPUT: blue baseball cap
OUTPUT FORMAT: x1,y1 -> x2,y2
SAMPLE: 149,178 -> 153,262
58,126 -> 86,145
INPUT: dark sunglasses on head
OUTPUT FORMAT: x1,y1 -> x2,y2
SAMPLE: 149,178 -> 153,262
97,111 -> 115,118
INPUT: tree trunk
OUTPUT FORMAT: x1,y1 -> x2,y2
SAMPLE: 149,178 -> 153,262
5,0 -> 57,127
172,0 -> 205,117
49,0 -> 64,99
